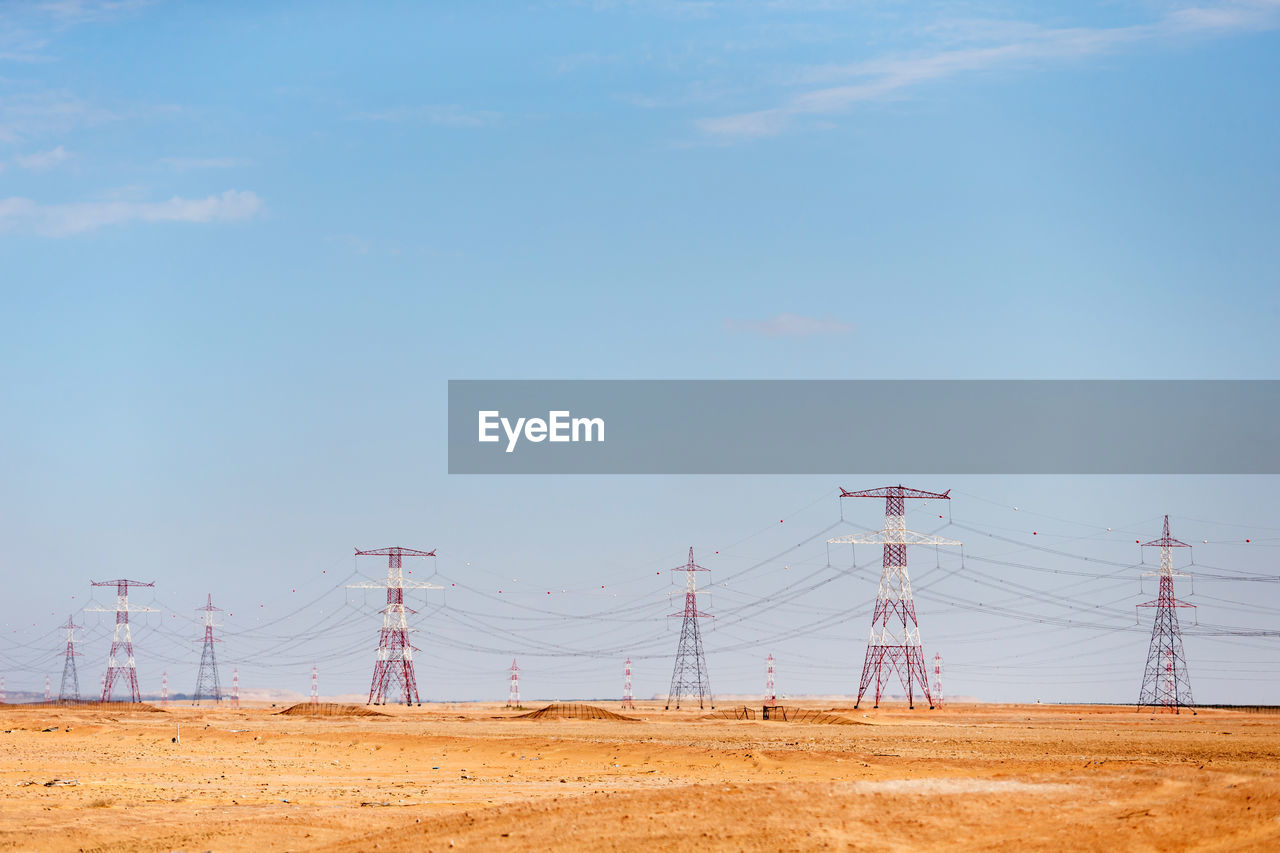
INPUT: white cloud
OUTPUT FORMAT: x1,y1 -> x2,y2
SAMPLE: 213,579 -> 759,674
14,145 -> 70,169
699,0 -> 1280,139
0,189 -> 263,236
349,105 -> 500,128
725,312 -> 853,337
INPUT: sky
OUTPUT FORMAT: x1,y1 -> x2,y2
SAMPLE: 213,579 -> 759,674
1,0 -> 1278,706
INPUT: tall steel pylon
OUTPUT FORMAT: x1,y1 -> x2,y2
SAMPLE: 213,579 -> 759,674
829,486 -> 960,709
310,664 -> 319,705
622,658 -> 634,709
766,653 -> 776,702
350,547 -> 443,705
932,653 -> 944,708
193,594 -> 223,704
58,615 -> 81,702
88,579 -> 156,702
665,547 -> 713,710
1137,515 -> 1196,713
506,659 -> 520,708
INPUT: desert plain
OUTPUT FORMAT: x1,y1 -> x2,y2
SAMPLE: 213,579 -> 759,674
1,700 -> 1278,852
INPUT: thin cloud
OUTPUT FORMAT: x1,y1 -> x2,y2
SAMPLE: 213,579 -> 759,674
349,105 -> 500,128
0,189 -> 263,236
725,312 -> 853,338
14,145 -> 71,169
700,0 -> 1280,139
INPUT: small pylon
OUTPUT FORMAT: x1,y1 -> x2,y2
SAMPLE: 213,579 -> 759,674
766,653 -> 776,702
665,547 -> 713,710
193,594 -> 223,704
932,653 -> 944,708
310,665 -> 319,705
350,547 -> 444,705
506,659 -> 521,708
231,668 -> 240,709
1137,515 -> 1196,713
622,658 -> 635,709
161,671 -> 168,705
44,675 -> 51,702
1,676 -> 5,704
58,615 -> 81,702
828,486 -> 961,709
88,579 -> 156,702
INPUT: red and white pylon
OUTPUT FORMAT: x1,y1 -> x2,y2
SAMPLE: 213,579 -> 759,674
506,659 -> 520,708
350,547 -> 443,705
766,653 -> 776,702
231,668 -> 240,709
932,653 -> 944,708
1137,515 -> 1196,713
161,671 -> 168,705
622,658 -> 634,709
87,579 -> 157,703
310,664 -> 319,705
829,486 -> 960,709
44,675 -> 50,702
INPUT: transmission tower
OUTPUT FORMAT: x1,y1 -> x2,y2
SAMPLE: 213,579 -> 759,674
1,676 -> 5,703
193,594 -> 223,704
622,658 -> 634,709
766,653 -> 776,702
1137,515 -> 1196,713
44,675 -> 51,702
665,547 -> 713,710
231,668 -> 240,708
932,653 -> 944,708
88,579 -> 156,702
350,547 -> 443,705
506,659 -> 520,708
58,615 -> 81,702
829,486 -> 960,709
161,671 -> 168,705
310,665 -> 319,705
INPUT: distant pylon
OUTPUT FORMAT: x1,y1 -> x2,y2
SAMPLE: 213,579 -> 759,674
310,665 -> 319,705
622,658 -> 635,709
58,615 -> 81,702
829,486 -> 961,709
350,547 -> 443,705
44,675 -> 51,702
766,653 -> 776,702
231,668 -> 240,709
0,676 -> 5,703
665,547 -> 713,710
193,594 -> 223,704
88,579 -> 156,702
506,659 -> 520,708
932,653 -> 944,708
161,671 -> 168,705
1137,515 -> 1196,713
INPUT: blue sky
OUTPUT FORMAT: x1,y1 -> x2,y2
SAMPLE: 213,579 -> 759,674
1,1 -> 1278,704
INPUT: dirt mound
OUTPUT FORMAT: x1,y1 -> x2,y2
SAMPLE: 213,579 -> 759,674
514,703 -> 638,721
13,700 -> 166,712
701,705 -> 864,725
276,702 -> 387,717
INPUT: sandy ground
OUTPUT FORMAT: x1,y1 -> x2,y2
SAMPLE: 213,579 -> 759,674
2,701 -> 1278,852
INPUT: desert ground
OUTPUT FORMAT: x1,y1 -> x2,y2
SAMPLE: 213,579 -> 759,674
1,700 -> 1278,852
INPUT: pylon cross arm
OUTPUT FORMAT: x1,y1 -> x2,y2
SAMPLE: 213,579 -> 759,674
85,604 -> 159,613
828,530 -> 962,546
